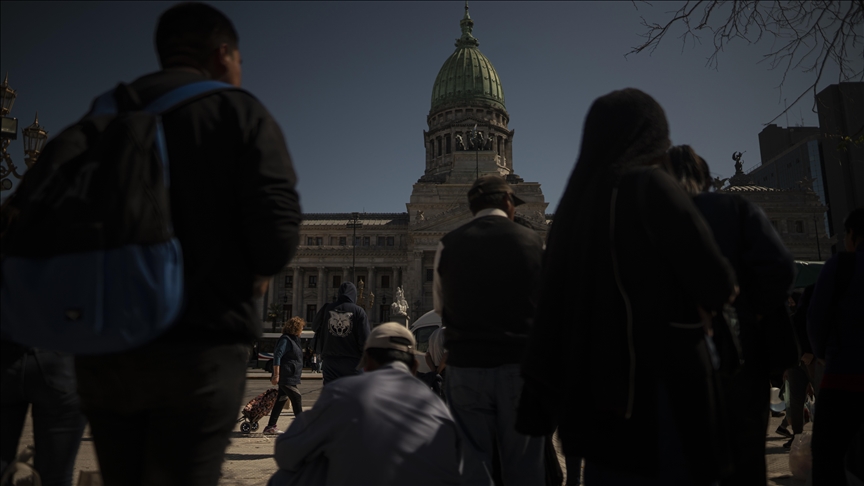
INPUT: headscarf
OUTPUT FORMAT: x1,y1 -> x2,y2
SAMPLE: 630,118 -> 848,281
524,88 -> 670,399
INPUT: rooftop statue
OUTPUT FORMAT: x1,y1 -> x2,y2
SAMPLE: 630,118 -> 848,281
732,151 -> 744,174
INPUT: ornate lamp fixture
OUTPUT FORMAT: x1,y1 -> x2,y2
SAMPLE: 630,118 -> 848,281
1,74 -> 48,191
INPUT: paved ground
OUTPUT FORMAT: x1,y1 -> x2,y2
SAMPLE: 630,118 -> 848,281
10,370 -> 810,485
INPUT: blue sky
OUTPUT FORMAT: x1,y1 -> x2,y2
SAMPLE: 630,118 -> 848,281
1,1 -> 853,211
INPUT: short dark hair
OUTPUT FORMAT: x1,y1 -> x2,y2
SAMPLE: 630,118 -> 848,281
155,3 -> 239,69
364,347 -> 415,369
844,207 -> 864,237
661,145 -> 712,196
469,192 -> 509,214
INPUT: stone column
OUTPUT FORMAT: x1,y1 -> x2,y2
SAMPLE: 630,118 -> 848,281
292,266 -> 301,317
367,266 -> 377,324
342,266 -> 350,287
317,266 -> 326,310
414,251 -> 424,318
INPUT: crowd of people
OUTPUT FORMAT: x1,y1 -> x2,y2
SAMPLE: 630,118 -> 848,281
1,3 -> 862,486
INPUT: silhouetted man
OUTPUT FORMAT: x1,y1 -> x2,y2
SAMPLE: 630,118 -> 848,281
72,4 -> 301,484
434,175 -> 545,486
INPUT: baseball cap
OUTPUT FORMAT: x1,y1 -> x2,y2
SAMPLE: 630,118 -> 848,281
357,322 -> 417,369
467,175 -> 526,206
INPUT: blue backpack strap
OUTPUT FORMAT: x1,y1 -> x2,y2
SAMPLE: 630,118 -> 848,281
143,80 -> 236,114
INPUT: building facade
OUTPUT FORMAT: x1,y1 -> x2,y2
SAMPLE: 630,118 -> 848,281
261,6 -> 550,328
816,82 -> 864,247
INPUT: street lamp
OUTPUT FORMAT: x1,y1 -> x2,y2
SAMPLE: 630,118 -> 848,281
1,74 -> 48,191
346,212 -> 363,284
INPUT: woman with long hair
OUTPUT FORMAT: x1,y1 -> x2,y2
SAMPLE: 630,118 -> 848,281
516,89 -> 737,485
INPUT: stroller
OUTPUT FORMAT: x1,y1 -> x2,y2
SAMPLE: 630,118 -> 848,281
237,388 -> 278,433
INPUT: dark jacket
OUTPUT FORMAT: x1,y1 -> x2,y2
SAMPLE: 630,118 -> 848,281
274,334 -> 303,386
312,282 -> 370,360
118,70 -> 302,345
692,191 -> 795,471
692,192 -> 795,325
437,213 -> 544,367
808,246 -> 864,390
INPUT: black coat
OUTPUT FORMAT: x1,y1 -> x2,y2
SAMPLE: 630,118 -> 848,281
520,168 -> 736,480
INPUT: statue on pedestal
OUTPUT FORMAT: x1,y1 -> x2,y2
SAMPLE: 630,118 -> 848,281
390,287 -> 410,326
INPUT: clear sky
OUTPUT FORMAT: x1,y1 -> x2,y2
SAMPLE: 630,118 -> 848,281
1,1 -> 853,211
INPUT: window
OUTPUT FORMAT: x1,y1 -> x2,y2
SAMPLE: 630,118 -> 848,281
381,275 -> 390,288
426,268 -> 434,282
387,236 -> 394,246
315,237 -> 323,246
339,236 -> 347,245
308,275 -> 317,288
437,138 -> 442,157
306,304 -> 317,323
445,134 -> 451,154
378,236 -> 386,246
284,275 -> 293,288
354,236 -> 361,246
380,304 -> 391,323
332,275 -> 341,288
363,236 -> 370,246
796,221 -> 804,233
306,236 -> 314,245
283,305 -> 292,322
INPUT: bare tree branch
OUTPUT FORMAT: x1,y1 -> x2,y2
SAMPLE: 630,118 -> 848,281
628,1 -> 864,124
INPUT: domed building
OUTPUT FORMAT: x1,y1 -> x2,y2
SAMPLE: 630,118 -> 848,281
261,5 -> 549,329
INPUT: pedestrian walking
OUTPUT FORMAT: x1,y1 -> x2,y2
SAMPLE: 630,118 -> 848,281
264,317 -> 305,435
0,341 -> 86,486
660,145 -> 796,485
517,89 -> 737,485
311,282 -> 370,385
433,174 -> 546,485
808,208 -> 864,485
269,323 -> 462,485
67,3 -> 301,484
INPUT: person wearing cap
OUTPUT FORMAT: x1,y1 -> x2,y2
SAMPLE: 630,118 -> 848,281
269,322 -> 462,486
432,174 -> 546,486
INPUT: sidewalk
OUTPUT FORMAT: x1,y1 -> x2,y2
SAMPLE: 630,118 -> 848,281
10,378 -> 809,486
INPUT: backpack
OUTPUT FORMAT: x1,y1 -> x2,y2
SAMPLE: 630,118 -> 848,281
0,80 -> 234,354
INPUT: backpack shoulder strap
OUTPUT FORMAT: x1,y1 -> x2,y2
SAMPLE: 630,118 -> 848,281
143,80 -> 239,114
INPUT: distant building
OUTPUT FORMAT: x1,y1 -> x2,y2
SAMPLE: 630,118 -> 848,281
259,6 -> 550,328
816,82 -> 864,247
748,126 -> 830,234
723,184 -> 831,261
729,152 -> 831,261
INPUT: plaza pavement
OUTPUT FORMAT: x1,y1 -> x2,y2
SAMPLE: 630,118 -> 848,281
11,368 -> 810,485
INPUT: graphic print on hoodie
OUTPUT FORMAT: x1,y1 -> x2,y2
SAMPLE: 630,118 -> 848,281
312,282 -> 370,360
328,310 -> 354,337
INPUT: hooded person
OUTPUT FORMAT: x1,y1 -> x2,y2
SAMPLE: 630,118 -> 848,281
311,282 -> 370,384
515,89 -> 737,485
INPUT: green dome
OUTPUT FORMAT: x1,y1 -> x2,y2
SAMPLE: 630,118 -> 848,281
430,6 -> 506,113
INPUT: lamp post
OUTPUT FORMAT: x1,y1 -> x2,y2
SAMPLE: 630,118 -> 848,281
1,75 -> 49,191
346,212 -> 363,283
